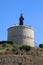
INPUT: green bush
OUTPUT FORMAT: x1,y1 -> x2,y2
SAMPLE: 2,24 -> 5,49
39,44 -> 43,48
0,41 -> 13,45
12,48 -> 15,51
12,47 -> 18,51
20,45 -> 31,51
2,43 -> 6,47
13,44 -> 20,51
12,45 -> 19,51
13,44 -> 16,47
6,48 -> 10,51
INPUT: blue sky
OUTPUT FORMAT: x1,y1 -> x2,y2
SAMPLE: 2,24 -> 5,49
0,0 -> 43,46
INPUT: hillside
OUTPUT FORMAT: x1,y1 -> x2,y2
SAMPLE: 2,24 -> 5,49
0,42 -> 43,65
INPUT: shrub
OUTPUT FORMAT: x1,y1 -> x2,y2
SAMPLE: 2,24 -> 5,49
39,44 -> 43,48
13,44 -> 20,51
2,43 -> 6,47
13,44 -> 16,47
7,41 -> 13,45
12,46 -> 19,51
0,41 -> 13,44
20,45 -> 31,51
12,48 -> 15,51
6,48 -> 10,51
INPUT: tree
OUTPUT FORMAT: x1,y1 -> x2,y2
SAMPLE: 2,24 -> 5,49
39,44 -> 43,48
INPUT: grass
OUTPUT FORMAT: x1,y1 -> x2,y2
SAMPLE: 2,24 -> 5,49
0,42 -> 32,53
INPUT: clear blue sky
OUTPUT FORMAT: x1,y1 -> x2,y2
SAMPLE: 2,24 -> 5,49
0,0 -> 43,46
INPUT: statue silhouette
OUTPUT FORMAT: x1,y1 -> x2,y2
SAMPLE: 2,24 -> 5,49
19,14 -> 24,25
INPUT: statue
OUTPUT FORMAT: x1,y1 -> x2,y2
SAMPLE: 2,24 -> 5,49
19,13 -> 24,25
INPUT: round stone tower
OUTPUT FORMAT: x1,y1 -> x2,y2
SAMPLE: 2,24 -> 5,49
7,14 -> 34,47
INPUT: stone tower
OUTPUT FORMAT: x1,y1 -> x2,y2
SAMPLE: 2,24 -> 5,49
8,14 -> 34,47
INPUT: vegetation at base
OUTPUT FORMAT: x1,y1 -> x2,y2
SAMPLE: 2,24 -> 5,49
0,41 -> 32,52
0,41 -> 43,56
39,44 -> 43,48
20,45 -> 31,51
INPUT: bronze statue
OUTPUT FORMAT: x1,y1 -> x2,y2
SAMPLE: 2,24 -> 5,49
19,13 -> 24,25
